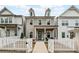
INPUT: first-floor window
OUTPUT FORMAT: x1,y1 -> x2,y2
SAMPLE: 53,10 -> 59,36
6,29 -> 10,37
62,32 -> 65,38
30,32 -> 33,38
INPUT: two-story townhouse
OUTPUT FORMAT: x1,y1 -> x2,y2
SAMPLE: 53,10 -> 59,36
0,7 -> 23,37
57,5 -> 79,40
25,8 -> 58,41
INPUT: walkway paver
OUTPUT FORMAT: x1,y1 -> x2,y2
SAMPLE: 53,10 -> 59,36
33,41 -> 48,53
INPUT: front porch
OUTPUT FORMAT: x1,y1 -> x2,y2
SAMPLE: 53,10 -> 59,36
34,25 -> 58,41
0,24 -> 19,37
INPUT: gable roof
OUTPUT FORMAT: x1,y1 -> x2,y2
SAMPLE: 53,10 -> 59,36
59,5 -> 79,17
0,7 -> 15,15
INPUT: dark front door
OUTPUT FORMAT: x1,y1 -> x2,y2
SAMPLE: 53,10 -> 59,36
38,31 -> 42,40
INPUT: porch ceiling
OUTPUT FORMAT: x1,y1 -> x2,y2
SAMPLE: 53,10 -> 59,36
34,25 -> 57,29
0,24 -> 17,28
68,28 -> 79,32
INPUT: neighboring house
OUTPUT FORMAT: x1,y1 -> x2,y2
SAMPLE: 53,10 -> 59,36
57,5 -> 79,40
25,8 -> 58,41
0,7 -> 23,37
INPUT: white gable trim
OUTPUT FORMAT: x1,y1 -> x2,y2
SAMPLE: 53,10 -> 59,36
59,5 -> 79,17
0,7 -> 14,15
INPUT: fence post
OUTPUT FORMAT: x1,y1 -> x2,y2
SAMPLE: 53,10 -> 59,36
48,39 -> 54,53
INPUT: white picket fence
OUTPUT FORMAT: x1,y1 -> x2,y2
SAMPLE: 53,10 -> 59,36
54,39 -> 75,49
48,39 -> 54,53
48,39 -> 76,52
0,37 -> 33,53
0,36 -> 20,48
26,38 -> 33,52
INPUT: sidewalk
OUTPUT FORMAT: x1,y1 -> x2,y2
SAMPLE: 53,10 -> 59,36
32,41 -> 48,53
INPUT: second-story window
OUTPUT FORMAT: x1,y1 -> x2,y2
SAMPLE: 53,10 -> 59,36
9,17 -> 12,23
39,20 -> 41,25
30,20 -> 33,25
75,20 -> 79,26
5,18 -> 8,23
1,18 -> 4,23
47,20 -> 50,25
75,23 -> 78,26
62,20 -> 68,26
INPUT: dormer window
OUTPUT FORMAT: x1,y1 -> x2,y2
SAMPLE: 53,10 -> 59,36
45,8 -> 51,16
30,12 -> 32,16
39,20 -> 41,25
29,8 -> 35,16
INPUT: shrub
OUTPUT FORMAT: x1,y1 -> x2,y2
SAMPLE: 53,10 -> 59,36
46,37 -> 48,41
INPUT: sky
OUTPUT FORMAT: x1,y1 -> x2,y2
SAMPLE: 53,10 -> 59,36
0,5 -> 79,16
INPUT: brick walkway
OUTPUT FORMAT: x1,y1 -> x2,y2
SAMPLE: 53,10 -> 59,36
32,41 -> 48,53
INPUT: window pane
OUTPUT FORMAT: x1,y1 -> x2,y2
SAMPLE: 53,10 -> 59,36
47,20 -> 50,25
30,32 -> 33,38
62,23 -> 64,26
39,20 -> 41,25
9,18 -> 12,23
30,20 -> 33,25
62,32 -> 65,38
66,23 -> 68,26
1,18 -> 4,23
75,23 -> 78,26
30,12 -> 32,16
5,18 -> 8,23
6,29 -> 10,37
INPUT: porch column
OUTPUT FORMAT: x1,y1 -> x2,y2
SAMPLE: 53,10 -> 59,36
16,25 -> 18,36
44,28 -> 46,41
52,29 -> 54,39
5,26 -> 6,37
